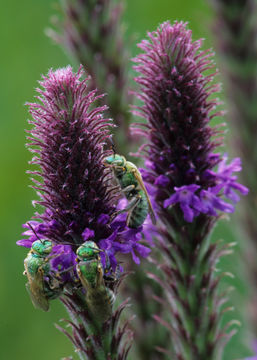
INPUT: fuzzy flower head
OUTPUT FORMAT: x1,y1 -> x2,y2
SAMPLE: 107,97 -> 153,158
133,21 -> 248,223
18,66 -> 149,278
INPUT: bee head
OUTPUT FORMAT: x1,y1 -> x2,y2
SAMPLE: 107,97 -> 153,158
103,154 -> 125,167
31,239 -> 52,256
76,241 -> 100,261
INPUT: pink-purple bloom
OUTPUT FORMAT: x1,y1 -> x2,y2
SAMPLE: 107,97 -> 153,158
163,184 -> 202,222
17,66 -> 149,282
132,20 -> 248,359
133,21 -> 248,224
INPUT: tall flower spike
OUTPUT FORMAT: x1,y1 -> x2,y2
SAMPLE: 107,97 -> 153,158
133,21 -> 248,360
48,2 -> 156,353
48,0 -> 133,155
210,0 -> 257,338
17,66 -> 148,359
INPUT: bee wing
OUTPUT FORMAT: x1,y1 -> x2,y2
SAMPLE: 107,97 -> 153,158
25,270 -> 49,312
132,169 -> 157,225
76,263 -> 88,291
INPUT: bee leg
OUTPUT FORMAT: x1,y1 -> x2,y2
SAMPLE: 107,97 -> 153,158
109,196 -> 140,223
111,161 -> 124,167
48,277 -> 60,290
121,185 -> 135,194
96,263 -> 104,288
55,264 -> 76,276
106,163 -> 125,171
126,195 -> 142,227
46,250 -> 65,262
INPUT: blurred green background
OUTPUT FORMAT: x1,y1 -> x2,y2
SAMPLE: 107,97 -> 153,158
0,0 -> 253,359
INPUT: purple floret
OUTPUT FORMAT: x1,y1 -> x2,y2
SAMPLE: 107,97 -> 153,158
163,185 -> 202,222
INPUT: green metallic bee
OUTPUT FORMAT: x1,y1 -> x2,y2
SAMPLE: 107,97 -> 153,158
23,238 -> 63,311
76,241 -> 115,321
103,154 -> 156,228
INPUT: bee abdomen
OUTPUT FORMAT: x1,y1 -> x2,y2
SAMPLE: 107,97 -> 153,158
128,193 -> 149,228
86,287 -> 115,321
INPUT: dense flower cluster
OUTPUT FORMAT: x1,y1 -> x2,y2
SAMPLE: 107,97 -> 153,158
17,66 -> 149,280
132,21 -> 249,359
133,21 -> 248,223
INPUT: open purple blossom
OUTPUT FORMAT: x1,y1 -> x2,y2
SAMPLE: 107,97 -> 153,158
132,20 -> 248,359
133,21 -> 248,224
163,184 -> 202,222
18,66 -> 149,278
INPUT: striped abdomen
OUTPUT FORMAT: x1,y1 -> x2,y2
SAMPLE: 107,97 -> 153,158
86,285 -> 115,321
128,190 -> 149,228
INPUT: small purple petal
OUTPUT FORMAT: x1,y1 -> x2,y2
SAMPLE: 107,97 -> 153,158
180,203 -> 194,222
134,242 -> 151,258
200,189 -> 234,216
154,175 -> 170,187
82,228 -> 95,241
97,214 -> 110,225
164,193 -> 178,208
131,250 -> 140,264
16,239 -> 34,248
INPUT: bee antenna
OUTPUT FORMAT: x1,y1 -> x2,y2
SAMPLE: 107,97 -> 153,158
87,245 -> 103,253
108,135 -> 117,156
61,241 -> 75,246
27,222 -> 43,243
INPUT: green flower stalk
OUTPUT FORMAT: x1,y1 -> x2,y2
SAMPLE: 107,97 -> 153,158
48,0 -> 133,154
210,0 -> 257,334
132,21 -> 248,360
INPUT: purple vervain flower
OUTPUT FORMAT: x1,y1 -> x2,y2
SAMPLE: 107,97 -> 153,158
163,184 -> 202,222
17,66 -> 148,275
49,3 -> 160,356
133,21 -> 247,223
18,66 -> 144,359
132,21 -> 248,359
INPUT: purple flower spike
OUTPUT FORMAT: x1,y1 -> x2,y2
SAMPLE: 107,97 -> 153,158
132,21 -> 248,359
133,21 -> 247,223
19,66 -> 148,272
20,66 -> 137,359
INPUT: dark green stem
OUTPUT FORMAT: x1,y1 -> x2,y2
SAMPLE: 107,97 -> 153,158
57,288 -> 131,360
152,212 -> 236,360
